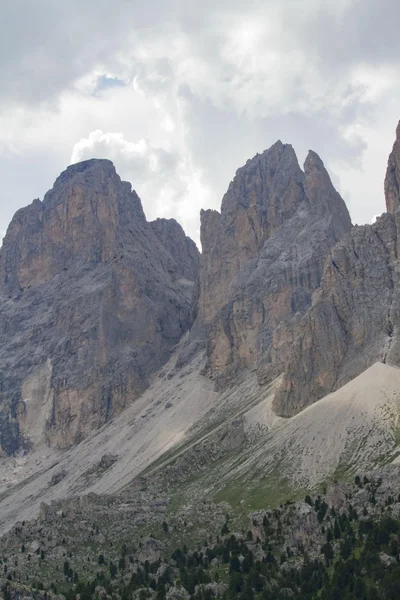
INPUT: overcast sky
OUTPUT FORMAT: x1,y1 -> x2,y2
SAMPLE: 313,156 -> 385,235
1,0 -> 399,245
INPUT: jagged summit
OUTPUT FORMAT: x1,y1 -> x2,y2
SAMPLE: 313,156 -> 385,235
1,158 -> 148,293
304,148 -> 325,170
43,157 -> 146,218
197,139 -> 352,387
274,121 -> 400,417
385,119 -> 400,214
303,149 -> 352,223
221,141 -> 304,229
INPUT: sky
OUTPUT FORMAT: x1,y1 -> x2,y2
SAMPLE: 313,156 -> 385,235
1,0 -> 400,246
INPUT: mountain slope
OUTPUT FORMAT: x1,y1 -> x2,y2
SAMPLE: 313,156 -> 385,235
2,355 -> 400,535
141,362 -> 400,513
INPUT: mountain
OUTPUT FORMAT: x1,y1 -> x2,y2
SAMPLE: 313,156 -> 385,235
198,141 -> 352,389
3,125 -> 400,600
274,122 -> 400,417
0,159 -> 199,455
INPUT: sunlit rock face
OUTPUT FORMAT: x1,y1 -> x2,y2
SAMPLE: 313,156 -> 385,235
0,159 -> 199,455
198,141 -> 352,389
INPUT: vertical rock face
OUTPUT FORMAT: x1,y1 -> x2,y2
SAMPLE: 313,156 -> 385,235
385,121 -> 400,215
0,159 -> 199,455
198,142 -> 352,387
150,218 -> 200,281
274,122 -> 400,417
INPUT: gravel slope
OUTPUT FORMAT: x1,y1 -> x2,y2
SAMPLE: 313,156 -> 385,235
1,359 -> 400,533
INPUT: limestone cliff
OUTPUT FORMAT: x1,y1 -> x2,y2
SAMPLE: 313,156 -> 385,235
198,141 -> 352,387
274,121 -> 400,416
150,218 -> 200,282
385,121 -> 400,215
0,159 -> 199,455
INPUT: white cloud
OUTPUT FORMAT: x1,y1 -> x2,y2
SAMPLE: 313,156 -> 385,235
71,130 -> 212,244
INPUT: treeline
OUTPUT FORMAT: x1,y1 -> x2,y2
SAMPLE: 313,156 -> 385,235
4,490 -> 400,600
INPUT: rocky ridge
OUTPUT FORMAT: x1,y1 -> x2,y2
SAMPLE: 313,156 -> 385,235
274,121 -> 400,416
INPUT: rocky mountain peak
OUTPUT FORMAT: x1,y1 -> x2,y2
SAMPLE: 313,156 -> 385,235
304,149 -> 323,171
44,158 -> 143,215
0,161 -> 199,455
0,159 -> 149,294
197,140 -> 352,388
274,121 -> 400,418
45,157 -> 146,220
49,158 -> 115,187
385,120 -> 400,214
220,141 -> 304,241
304,150 -> 352,228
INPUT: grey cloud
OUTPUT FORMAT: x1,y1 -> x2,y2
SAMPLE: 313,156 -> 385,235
0,148 -> 67,239
2,1 -> 400,107
0,0 -> 132,106
180,85 -> 367,201
0,0 -> 399,242
69,130 -> 205,237
304,1 -> 400,67
71,132 -> 182,188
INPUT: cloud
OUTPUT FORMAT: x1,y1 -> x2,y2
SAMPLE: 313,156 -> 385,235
0,1 -> 134,108
1,0 -> 400,243
71,130 -> 212,243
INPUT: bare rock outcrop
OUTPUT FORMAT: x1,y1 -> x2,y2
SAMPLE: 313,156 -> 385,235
0,159 -> 199,455
150,218 -> 199,282
274,121 -> 400,416
385,121 -> 400,215
198,142 -> 352,387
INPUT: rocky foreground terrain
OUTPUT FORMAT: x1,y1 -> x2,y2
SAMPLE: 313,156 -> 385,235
2,464 -> 400,600
2,124 -> 400,598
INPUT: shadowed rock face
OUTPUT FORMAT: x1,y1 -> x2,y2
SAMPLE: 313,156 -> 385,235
198,142 -> 352,388
274,121 -> 400,417
385,121 -> 400,215
0,159 -> 199,455
150,218 -> 200,282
